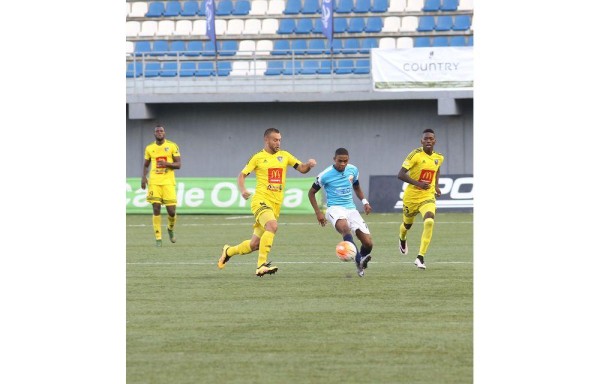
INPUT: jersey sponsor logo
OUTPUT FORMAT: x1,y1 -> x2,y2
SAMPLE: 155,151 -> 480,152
155,157 -> 167,173
268,168 -> 283,184
418,169 -> 435,183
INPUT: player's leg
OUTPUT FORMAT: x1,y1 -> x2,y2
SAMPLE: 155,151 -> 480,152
327,206 -> 362,258
399,202 -> 417,255
146,184 -> 164,247
218,225 -> 261,270
164,185 -> 177,243
255,206 -> 279,276
415,200 -> 437,269
350,210 -> 373,274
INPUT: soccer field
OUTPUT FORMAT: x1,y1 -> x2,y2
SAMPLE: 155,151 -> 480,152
127,212 -> 473,384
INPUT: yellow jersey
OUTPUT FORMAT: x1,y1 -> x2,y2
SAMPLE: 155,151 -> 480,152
144,140 -> 180,186
401,148 -> 444,202
242,149 -> 301,206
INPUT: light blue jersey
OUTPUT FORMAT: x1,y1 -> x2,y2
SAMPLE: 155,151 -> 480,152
314,164 -> 360,209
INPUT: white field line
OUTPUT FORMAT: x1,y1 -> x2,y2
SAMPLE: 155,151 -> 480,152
127,261 -> 472,265
127,221 -> 472,227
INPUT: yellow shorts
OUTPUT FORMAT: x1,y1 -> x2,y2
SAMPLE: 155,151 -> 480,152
402,198 -> 436,225
146,184 -> 177,206
250,200 -> 281,238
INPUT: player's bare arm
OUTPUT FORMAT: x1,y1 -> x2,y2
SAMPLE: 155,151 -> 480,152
353,184 -> 372,215
296,159 -> 317,174
237,172 -> 252,200
141,159 -> 151,189
157,155 -> 181,169
398,167 -> 430,190
308,187 -> 327,226
435,168 -> 441,196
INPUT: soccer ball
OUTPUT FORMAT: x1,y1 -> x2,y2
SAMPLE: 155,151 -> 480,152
336,241 -> 357,262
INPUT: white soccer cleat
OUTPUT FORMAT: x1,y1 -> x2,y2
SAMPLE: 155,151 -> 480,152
399,238 -> 408,255
414,257 -> 426,269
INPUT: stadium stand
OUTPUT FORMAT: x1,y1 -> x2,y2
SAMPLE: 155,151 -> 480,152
126,0 -> 474,79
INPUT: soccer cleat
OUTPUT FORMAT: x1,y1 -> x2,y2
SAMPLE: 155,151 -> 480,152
355,255 -> 365,277
414,256 -> 426,269
167,228 -> 176,243
360,254 -> 372,270
217,245 -> 231,269
156,239 -> 162,247
255,262 -> 278,277
399,238 -> 408,255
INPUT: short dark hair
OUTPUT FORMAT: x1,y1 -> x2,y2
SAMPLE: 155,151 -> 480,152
264,128 -> 280,137
335,148 -> 349,157
423,128 -> 435,135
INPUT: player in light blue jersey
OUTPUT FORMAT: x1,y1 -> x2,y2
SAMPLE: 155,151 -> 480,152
308,148 -> 374,277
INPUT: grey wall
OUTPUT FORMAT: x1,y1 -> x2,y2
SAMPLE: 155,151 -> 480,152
126,99 -> 473,198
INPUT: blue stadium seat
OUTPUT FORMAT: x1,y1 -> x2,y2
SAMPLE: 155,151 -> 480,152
360,38 -> 378,53
336,0 -> 354,13
169,41 -> 187,56
217,61 -> 232,76
283,0 -> 302,14
185,41 -> 204,56
203,41 -> 219,56
422,0 -> 441,11
440,0 -> 458,11
216,0 -> 234,15
371,0 -> 389,13
417,16 -> 436,32
146,2 -> 165,17
126,62 -> 143,78
164,1 -> 182,16
272,40 -> 290,55
181,1 -> 200,16
329,39 -> 343,54
197,61 -> 215,76
436,15 -> 453,31
144,62 -> 161,77
291,39 -> 308,55
220,40 -> 238,56
283,60 -> 300,75
453,15 -> 471,31
432,36 -> 449,46
334,18 -> 348,33
150,40 -> 169,56
354,59 -> 370,74
344,39 -> 360,54
449,36 -> 467,46
414,36 -> 430,47
300,60 -> 319,75
160,62 -> 178,77
296,18 -> 313,34
179,62 -> 197,77
232,0 -> 250,15
265,60 -> 284,75
365,17 -> 383,32
313,19 -> 323,33
335,59 -> 354,74
348,18 -> 366,33
318,60 -> 332,74
198,0 -> 207,16
354,0 -> 371,13
307,39 -> 327,55
277,19 -> 296,34
134,41 -> 152,57
302,0 -> 320,14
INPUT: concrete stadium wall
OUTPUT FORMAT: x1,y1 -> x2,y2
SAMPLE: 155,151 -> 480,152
126,99 -> 473,198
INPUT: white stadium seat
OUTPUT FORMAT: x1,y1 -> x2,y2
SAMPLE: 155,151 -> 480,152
243,19 -> 261,35
256,40 -> 273,54
267,0 -> 285,15
458,0 -> 474,11
129,2 -> 148,17
192,20 -> 206,36
379,37 -> 396,49
216,19 -> 227,35
238,40 -> 256,55
226,19 -> 244,35
231,61 -> 250,76
174,20 -> 193,36
261,18 -> 278,34
156,20 -> 175,36
382,16 -> 401,32
126,21 -> 140,37
249,0 -> 268,15
397,37 -> 413,48
405,0 -> 424,12
388,0 -> 406,12
139,21 -> 158,37
400,16 -> 418,31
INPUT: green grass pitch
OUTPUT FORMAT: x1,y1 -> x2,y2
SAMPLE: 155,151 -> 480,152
127,212 -> 473,384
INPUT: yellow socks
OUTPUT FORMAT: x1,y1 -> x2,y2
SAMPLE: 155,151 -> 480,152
399,222 -> 408,241
228,240 -> 252,257
419,218 -> 435,256
257,231 -> 275,267
152,215 -> 162,240
167,214 -> 176,230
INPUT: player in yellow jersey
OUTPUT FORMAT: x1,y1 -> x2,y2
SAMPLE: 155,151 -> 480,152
141,125 -> 181,247
218,128 -> 317,277
397,129 -> 444,269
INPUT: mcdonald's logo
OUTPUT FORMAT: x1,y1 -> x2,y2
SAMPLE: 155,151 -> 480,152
268,168 -> 283,183
418,169 -> 434,183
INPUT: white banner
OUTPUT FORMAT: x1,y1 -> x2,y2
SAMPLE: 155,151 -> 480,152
372,47 -> 473,91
